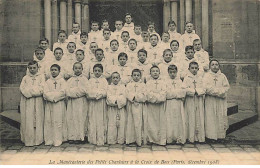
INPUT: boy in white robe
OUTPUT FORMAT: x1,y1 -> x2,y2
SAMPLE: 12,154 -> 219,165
43,64 -> 68,146
140,31 -> 150,50
87,64 -> 108,146
147,21 -> 161,42
122,13 -> 134,36
77,32 -> 89,52
180,22 -> 200,50
147,34 -> 164,65
126,69 -> 146,146
183,61 -> 206,143
112,20 -> 124,41
53,30 -> 68,54
32,47 -> 50,79
193,39 -> 210,73
68,22 -> 81,44
119,31 -> 130,52
64,42 -> 77,75
98,28 -> 112,53
74,49 -> 90,79
106,39 -> 121,66
168,21 -> 181,43
88,21 -> 102,43
204,59 -> 230,141
87,42 -> 99,62
132,25 -> 143,43
165,64 -> 186,144
106,72 -> 127,144
20,61 -> 45,146
66,62 -> 88,144
144,65 -> 167,145
170,40 -> 186,64
33,38 -> 54,62
126,38 -> 139,65
160,32 -> 171,51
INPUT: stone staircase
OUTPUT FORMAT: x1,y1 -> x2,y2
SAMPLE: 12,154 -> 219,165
0,103 -> 258,134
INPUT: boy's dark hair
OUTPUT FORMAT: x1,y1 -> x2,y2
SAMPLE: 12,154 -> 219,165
73,62 -> 83,69
34,47 -> 45,54
111,71 -> 120,78
189,61 -> 199,68
128,38 -> 137,45
209,59 -> 220,67
76,49 -> 85,55
39,37 -> 49,44
132,69 -> 142,76
185,21 -> 193,25
125,13 -> 132,17
103,28 -> 111,34
58,30 -> 67,36
163,49 -> 173,56
118,52 -> 128,60
162,31 -> 170,37
148,21 -> 155,26
93,63 -> 103,72
73,22 -> 80,26
150,34 -> 159,40
50,64 -> 61,71
150,65 -> 160,73
28,60 -> 38,67
185,45 -> 194,52
134,25 -> 141,28
80,32 -> 88,38
110,39 -> 119,46
168,64 -> 178,72
193,39 -> 201,44
91,20 -> 99,25
95,48 -> 104,55
138,49 -> 147,56
54,47 -> 63,54
168,20 -> 176,26
170,40 -> 180,47
102,19 -> 109,24
67,42 -> 76,48
121,31 -> 130,36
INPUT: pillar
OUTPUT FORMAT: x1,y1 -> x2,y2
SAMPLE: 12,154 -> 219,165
44,0 -> 51,44
67,0 -> 73,34
170,0 -> 178,25
60,0 -> 67,31
185,0 -> 192,22
82,0 -> 90,32
194,0 -> 202,38
74,0 -> 82,26
202,0 -> 209,50
163,0 -> 171,32
180,0 -> 185,33
257,64 -> 260,120
52,0 -> 58,44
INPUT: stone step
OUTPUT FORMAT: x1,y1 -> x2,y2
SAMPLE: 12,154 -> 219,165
0,110 -> 20,129
227,103 -> 238,116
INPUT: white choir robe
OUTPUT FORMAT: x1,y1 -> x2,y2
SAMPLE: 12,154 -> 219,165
131,61 -> 151,83
168,30 -> 182,42
165,77 -> 186,144
159,41 -> 171,51
33,48 -> 54,62
126,48 -> 138,65
111,29 -> 123,41
119,41 -> 129,53
183,72 -> 206,143
148,30 -> 161,42
98,39 -> 111,53
43,75 -> 68,146
68,30 -> 81,44
131,34 -> 143,44
20,73 -> 45,146
87,76 -> 108,145
66,75 -> 88,141
125,80 -> 146,146
203,70 -> 230,140
47,59 -> 70,79
76,41 -> 89,52
106,84 -> 127,144
89,58 -> 111,79
27,59 -> 50,79
158,60 -> 181,80
139,41 -> 150,50
74,60 -> 90,79
105,49 -> 121,66
194,49 -> 210,72
53,41 -> 68,54
123,22 -> 135,36
110,64 -> 132,85
144,78 -> 167,145
86,50 -> 96,62
88,30 -> 102,43
64,52 -> 76,75
180,30 -> 200,50
172,50 -> 186,64
147,44 -> 164,65
179,57 -> 202,79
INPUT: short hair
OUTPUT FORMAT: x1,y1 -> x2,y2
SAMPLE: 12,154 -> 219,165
73,22 -> 80,26
102,19 -> 109,24
103,28 -> 111,34
170,40 -> 180,47
39,38 -> 49,44
111,71 -> 120,78
150,34 -> 159,40
168,64 -> 178,72
95,48 -> 104,55
121,31 -> 129,36
168,20 -> 176,26
132,69 -> 142,76
73,62 -> 83,69
76,49 -> 84,55
93,63 -> 103,72
34,47 -> 45,54
138,49 -> 147,56
185,45 -> 194,52
118,52 -> 128,60
185,21 -> 193,25
54,47 -> 63,53
189,61 -> 199,68
90,41 -> 98,46
110,39 -> 119,46
125,13 -> 132,17
150,65 -> 160,73
80,32 -> 88,38
193,39 -> 201,44
209,59 -> 220,67
147,21 -> 155,26
58,30 -> 67,36
162,32 -> 170,37
91,20 -> 99,25
163,49 -> 173,56
115,20 -> 123,24
50,64 -> 61,71
67,42 -> 76,48
134,25 -> 141,28
28,60 -> 38,67
128,38 -> 137,45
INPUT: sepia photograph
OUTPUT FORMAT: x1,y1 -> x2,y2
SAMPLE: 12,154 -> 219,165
0,0 -> 259,166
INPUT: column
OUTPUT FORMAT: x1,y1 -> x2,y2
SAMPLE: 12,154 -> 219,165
82,0 -> 90,32
74,0 -> 82,25
185,0 -> 192,22
60,0 -> 67,31
52,0 -> 58,43
194,0 -> 202,38
44,0 -> 51,44
67,0 -> 73,34
202,0 -> 209,50
170,0 -> 178,25
180,0 -> 185,33
163,0 -> 171,32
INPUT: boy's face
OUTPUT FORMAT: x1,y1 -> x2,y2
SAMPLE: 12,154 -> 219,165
170,42 -> 179,51
189,64 -> 199,75
110,41 -> 119,51
39,41 -> 48,50
168,23 -> 176,31
72,24 -> 80,33
150,67 -> 160,79
138,51 -> 147,63
76,51 -> 85,62
50,67 -> 60,78
210,61 -> 220,73
102,22 -> 109,29
103,30 -> 111,40
168,69 -> 177,79
186,23 -> 194,33
148,24 -> 155,32
111,73 -> 120,85
163,51 -> 173,63
80,35 -> 88,43
162,33 -> 170,43
35,50 -> 45,60
91,23 -> 99,31
134,27 -> 142,35
67,43 -> 76,53
150,36 -> 158,46
95,51 -> 104,61
185,49 -> 195,59
54,49 -> 63,61
93,67 -> 102,78
121,33 -> 130,42
90,43 -> 98,53
128,40 -> 137,50
28,64 -> 38,75
132,72 -> 141,82
115,21 -> 123,30
58,33 -> 66,42
73,63 -> 83,76
125,15 -> 132,24
118,56 -> 127,66
142,32 -> 149,42
193,41 -> 202,51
